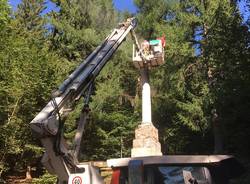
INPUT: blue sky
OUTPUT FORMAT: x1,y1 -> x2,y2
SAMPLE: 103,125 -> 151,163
8,0 -> 137,13
9,0 -> 58,14
113,0 -> 137,13
8,0 -> 249,23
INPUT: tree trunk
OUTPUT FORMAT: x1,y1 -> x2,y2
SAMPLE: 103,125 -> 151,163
26,166 -> 32,180
212,109 -> 223,154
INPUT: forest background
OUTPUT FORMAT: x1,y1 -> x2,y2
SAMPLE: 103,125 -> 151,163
0,0 -> 250,183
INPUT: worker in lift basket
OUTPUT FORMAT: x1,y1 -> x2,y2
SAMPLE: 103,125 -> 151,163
141,40 -> 150,56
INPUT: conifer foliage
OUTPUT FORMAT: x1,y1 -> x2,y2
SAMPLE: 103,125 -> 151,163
135,0 -> 250,181
0,0 -> 249,182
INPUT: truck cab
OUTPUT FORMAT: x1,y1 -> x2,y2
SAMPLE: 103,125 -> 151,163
107,155 -> 244,184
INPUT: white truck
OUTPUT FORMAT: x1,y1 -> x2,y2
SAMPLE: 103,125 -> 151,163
30,18 -> 244,184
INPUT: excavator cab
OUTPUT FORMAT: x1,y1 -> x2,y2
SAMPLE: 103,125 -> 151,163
108,155 -> 245,184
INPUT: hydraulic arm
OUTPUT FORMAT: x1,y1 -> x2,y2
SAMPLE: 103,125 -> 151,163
30,18 -> 137,183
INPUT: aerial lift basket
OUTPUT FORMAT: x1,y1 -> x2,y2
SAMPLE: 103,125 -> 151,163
132,39 -> 165,69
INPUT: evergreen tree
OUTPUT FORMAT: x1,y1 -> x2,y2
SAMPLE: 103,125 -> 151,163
134,0 -> 209,154
79,42 -> 139,160
201,0 -> 250,156
15,0 -> 46,33
49,0 -> 117,62
0,0 -> 9,29
135,0 -> 250,157
0,0 -> 72,179
46,0 -> 139,160
0,0 -> 249,182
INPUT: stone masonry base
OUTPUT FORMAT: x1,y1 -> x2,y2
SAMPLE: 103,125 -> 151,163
131,123 -> 162,157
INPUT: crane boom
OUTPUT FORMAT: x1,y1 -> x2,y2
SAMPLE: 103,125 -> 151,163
30,18 -> 137,183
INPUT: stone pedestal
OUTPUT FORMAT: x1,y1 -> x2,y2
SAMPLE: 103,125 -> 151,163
131,123 -> 162,157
